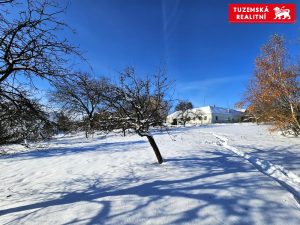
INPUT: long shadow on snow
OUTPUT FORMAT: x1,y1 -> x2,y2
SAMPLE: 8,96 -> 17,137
0,150 -> 296,225
0,140 -> 147,161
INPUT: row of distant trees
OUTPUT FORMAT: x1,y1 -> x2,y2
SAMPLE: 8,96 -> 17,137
50,68 -> 171,164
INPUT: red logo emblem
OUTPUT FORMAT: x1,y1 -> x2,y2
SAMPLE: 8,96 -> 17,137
229,4 -> 296,23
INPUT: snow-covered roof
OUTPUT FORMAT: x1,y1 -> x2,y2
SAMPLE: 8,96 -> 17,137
202,106 -> 242,115
235,108 -> 247,113
167,106 -> 243,119
167,110 -> 182,119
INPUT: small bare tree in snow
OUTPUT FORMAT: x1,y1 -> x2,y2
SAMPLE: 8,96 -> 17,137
50,73 -> 109,138
103,67 -> 171,164
175,100 -> 193,126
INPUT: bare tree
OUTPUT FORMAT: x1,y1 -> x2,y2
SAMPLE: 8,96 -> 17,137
174,100 -> 194,126
0,0 -> 81,144
50,73 -> 109,138
103,67 -> 171,164
0,0 -> 80,83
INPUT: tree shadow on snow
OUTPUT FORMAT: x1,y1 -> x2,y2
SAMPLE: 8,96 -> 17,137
235,144 -> 300,175
1,150 -> 299,224
1,140 -> 148,161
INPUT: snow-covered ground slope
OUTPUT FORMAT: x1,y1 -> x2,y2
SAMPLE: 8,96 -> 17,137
1,124 -> 300,224
196,124 -> 300,177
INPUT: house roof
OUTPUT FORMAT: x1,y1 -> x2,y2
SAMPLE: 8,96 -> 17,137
167,106 -> 243,119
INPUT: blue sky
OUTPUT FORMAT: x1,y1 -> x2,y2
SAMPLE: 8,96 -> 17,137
36,0 -> 300,108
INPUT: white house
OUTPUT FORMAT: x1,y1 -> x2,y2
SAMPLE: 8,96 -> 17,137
166,106 -> 244,125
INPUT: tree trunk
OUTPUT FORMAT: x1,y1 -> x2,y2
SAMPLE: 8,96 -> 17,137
85,117 -> 93,138
146,135 -> 163,164
290,104 -> 300,131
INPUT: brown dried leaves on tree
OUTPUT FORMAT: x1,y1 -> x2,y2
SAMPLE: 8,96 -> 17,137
237,35 -> 300,136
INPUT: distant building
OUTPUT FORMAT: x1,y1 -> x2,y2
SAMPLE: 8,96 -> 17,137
166,106 -> 245,125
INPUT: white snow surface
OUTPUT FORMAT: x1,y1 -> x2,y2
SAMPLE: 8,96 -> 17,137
212,133 -> 300,205
1,123 -> 300,225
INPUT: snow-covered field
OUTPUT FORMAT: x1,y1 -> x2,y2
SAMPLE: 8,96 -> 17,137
1,123 -> 300,225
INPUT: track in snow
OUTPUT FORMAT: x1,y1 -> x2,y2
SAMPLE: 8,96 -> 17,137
212,132 -> 300,207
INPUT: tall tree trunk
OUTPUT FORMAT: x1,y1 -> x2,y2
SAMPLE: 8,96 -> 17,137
146,135 -> 163,164
85,116 -> 93,138
290,104 -> 300,131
